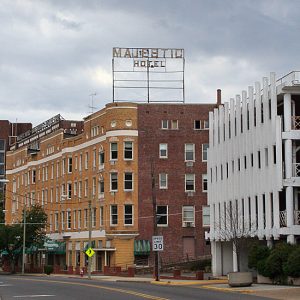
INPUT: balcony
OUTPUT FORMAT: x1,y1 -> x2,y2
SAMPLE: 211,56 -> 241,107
277,71 -> 300,88
279,210 -> 300,227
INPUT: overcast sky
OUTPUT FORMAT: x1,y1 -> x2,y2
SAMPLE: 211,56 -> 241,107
1,0 -> 300,125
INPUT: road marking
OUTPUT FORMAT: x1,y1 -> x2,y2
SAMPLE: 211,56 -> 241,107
0,284 -> 13,287
13,296 -> 55,298
9,278 -> 169,300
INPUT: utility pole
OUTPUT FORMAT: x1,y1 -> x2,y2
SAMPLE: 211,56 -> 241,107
151,160 -> 159,281
22,206 -> 26,275
88,199 -> 92,280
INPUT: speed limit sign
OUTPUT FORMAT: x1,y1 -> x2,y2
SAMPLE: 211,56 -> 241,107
152,236 -> 164,251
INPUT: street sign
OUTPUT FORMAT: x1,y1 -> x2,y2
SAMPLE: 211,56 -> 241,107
85,247 -> 95,258
152,236 -> 164,251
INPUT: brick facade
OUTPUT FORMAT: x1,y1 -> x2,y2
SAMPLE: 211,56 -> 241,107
137,103 -> 217,264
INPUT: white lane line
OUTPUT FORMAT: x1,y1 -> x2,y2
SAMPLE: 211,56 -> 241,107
0,284 -> 13,287
13,296 -> 55,298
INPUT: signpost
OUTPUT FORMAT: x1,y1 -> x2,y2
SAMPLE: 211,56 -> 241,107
85,247 -> 95,258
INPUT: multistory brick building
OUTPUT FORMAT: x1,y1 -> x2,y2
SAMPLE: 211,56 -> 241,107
136,100 -> 219,265
5,104 -> 139,272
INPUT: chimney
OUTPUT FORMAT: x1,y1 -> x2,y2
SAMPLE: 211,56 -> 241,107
217,89 -> 222,106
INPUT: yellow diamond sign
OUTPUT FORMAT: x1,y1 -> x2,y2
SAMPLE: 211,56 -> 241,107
85,247 -> 95,258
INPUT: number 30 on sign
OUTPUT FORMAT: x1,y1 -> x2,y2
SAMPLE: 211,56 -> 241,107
152,236 -> 164,251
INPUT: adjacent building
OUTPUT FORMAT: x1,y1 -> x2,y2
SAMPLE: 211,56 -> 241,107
208,71 -> 300,276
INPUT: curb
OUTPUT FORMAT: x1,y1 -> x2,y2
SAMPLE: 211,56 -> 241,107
200,285 -> 254,294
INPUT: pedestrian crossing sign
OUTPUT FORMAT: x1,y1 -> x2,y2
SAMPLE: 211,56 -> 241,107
85,247 -> 95,257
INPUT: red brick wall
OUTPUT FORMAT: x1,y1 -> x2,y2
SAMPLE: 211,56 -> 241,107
137,103 -> 216,264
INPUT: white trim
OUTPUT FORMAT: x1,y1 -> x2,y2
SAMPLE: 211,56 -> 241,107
6,130 -> 138,175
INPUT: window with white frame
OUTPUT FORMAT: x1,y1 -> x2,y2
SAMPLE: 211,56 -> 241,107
124,141 -> 133,160
67,183 -> 72,199
124,204 -> 133,225
110,172 -> 118,191
74,182 -> 77,196
54,213 -> 59,231
185,143 -> 195,161
202,144 -> 209,161
171,120 -> 178,129
73,210 -> 76,229
32,169 -> 36,183
99,179 -> 104,197
161,120 -> 168,129
110,205 -> 118,225
100,206 -> 104,226
110,142 -> 118,160
202,206 -> 210,226
84,179 -> 88,197
92,208 -> 96,227
159,173 -> 168,189
194,120 -> 201,130
78,181 -> 82,198
68,157 -> 72,173
78,210 -> 81,229
124,172 -> 133,191
84,209 -> 88,228
85,152 -> 89,169
185,174 -> 195,191
202,174 -> 208,192
93,149 -> 96,168
79,154 -> 82,171
92,177 -> 96,196
156,205 -> 168,226
99,149 -> 105,169
182,206 -> 195,227
203,120 -> 209,129
67,211 -> 71,229
61,211 -> 65,230
159,143 -> 168,158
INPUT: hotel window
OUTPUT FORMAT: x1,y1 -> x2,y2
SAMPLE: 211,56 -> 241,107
202,174 -> 208,192
124,141 -> 133,160
124,172 -> 133,191
185,174 -> 195,192
202,206 -> 210,227
79,154 -> 82,171
110,205 -> 118,225
159,143 -> 168,158
68,157 -> 72,173
171,120 -> 178,129
203,120 -> 209,129
100,206 -> 104,227
67,211 -> 71,230
182,206 -> 195,227
202,144 -> 209,161
159,173 -> 168,189
78,181 -> 82,198
54,213 -> 59,231
156,205 -> 168,226
92,208 -> 96,227
73,210 -> 76,229
67,183 -> 72,199
74,182 -> 77,196
93,150 -> 96,168
51,164 -> 54,179
85,152 -> 89,169
75,156 -> 78,170
61,211 -> 65,230
110,142 -> 118,160
78,210 -> 81,229
185,143 -> 195,161
99,179 -> 104,196
92,177 -> 96,196
84,179 -> 88,197
110,172 -> 118,191
62,159 -> 65,175
56,162 -> 60,178
32,169 -> 36,183
99,150 -> 104,169
84,209 -> 88,228
194,120 -> 201,130
161,120 -> 168,129
124,204 -> 133,225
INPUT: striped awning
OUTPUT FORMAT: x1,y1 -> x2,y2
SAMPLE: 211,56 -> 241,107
134,240 -> 150,256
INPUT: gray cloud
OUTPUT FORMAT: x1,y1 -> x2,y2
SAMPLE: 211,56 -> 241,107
0,0 -> 300,125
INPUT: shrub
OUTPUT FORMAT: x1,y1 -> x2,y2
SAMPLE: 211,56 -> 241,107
44,265 -> 53,275
248,243 -> 270,270
284,247 -> 300,278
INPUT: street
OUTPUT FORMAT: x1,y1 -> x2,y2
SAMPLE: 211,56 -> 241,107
0,275 -> 269,300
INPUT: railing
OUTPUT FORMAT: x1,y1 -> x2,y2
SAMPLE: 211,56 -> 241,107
280,210 -> 287,227
277,71 -> 300,87
294,210 -> 300,225
293,163 -> 300,177
292,116 -> 300,130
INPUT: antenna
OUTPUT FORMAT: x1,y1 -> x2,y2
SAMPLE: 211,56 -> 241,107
88,93 -> 97,114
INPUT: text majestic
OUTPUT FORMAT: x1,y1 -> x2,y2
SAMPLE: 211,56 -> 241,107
113,48 -> 184,59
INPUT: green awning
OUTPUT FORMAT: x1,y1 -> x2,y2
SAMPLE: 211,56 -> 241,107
1,250 -> 8,255
134,240 -> 150,256
44,240 -> 66,255
25,245 -> 38,254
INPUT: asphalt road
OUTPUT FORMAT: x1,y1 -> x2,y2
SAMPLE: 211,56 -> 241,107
0,275 -> 270,300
